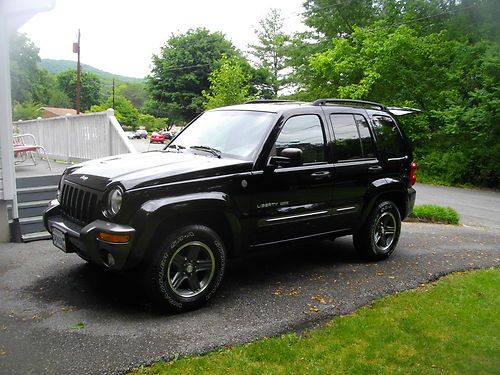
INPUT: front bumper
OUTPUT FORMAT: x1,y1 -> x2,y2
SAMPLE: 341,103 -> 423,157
43,200 -> 136,270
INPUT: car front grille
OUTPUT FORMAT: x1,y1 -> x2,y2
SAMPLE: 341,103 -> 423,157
60,183 -> 100,224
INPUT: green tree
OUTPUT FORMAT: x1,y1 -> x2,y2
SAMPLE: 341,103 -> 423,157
202,55 -> 253,109
9,33 -> 40,103
117,82 -> 148,109
248,8 -> 291,97
147,28 -> 239,122
57,69 -> 102,111
137,113 -> 168,132
309,24 -> 499,186
89,95 -> 139,127
12,101 -> 41,121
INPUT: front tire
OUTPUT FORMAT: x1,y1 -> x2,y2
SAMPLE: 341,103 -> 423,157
144,225 -> 226,312
353,201 -> 401,261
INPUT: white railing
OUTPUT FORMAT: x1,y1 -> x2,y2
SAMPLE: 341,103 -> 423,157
13,109 -> 135,163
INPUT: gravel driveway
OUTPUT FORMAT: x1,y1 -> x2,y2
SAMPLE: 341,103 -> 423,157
0,185 -> 499,375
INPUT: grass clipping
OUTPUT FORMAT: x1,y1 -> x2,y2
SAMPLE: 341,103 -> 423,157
131,269 -> 499,375
408,204 -> 460,225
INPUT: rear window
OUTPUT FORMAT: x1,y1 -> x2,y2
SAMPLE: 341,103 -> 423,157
372,116 -> 406,158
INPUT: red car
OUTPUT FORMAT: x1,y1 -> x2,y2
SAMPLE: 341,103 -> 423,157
150,132 -> 165,144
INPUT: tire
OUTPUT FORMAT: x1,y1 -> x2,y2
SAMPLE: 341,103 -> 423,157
353,200 -> 401,261
143,225 -> 226,312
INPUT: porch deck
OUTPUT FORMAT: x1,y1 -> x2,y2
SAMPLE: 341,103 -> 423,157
15,160 -> 67,178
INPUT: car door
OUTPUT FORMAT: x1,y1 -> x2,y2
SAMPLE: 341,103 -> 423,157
324,109 -> 381,230
249,113 -> 335,246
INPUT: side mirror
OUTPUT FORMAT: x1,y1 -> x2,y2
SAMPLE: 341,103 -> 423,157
269,148 -> 303,168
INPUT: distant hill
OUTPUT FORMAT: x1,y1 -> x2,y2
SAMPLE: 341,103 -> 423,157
40,59 -> 144,83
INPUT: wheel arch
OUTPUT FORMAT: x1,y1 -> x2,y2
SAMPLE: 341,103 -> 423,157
128,192 -> 242,267
355,182 -> 408,232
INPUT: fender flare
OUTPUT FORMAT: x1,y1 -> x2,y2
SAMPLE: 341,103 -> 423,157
126,192 -> 242,267
355,178 -> 408,232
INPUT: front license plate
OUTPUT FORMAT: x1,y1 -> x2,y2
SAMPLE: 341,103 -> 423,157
52,226 -> 67,252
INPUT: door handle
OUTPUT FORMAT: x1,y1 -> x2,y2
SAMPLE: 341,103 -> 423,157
310,171 -> 331,178
368,165 -> 383,173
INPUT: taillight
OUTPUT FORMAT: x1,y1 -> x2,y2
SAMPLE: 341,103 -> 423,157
408,160 -> 417,187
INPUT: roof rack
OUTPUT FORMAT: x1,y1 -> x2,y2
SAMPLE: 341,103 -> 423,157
312,99 -> 388,111
245,99 -> 298,104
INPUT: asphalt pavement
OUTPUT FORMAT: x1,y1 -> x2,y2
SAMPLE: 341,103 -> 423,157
415,183 -> 500,229
0,184 -> 499,375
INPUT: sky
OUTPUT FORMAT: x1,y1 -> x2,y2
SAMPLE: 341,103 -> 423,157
19,0 -> 307,78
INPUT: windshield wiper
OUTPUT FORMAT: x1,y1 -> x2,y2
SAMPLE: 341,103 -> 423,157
190,145 -> 222,158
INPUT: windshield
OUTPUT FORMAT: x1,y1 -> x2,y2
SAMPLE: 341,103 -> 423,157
168,110 -> 276,159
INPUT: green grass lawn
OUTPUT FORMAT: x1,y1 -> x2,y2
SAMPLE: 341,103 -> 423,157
409,204 -> 460,225
131,269 -> 499,375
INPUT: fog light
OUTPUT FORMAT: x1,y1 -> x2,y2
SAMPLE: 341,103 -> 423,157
97,232 -> 130,243
107,253 -> 116,267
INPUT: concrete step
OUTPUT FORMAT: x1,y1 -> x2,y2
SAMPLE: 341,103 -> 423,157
17,185 -> 58,203
22,231 -> 51,242
8,200 -> 51,219
18,216 -> 46,235
16,174 -> 61,189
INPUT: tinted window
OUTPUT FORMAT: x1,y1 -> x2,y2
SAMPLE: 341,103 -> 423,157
354,114 -> 375,158
275,115 -> 325,164
372,116 -> 406,158
331,114 -> 363,160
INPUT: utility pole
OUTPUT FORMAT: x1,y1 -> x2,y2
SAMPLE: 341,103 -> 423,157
112,78 -> 115,109
73,29 -> 81,114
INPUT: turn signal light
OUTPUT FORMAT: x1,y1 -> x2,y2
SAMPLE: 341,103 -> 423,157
97,232 -> 130,243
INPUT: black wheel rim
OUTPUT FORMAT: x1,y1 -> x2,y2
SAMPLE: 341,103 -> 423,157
374,212 -> 397,252
166,241 -> 215,298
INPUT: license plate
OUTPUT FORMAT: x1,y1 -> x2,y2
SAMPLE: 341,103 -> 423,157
52,226 -> 67,252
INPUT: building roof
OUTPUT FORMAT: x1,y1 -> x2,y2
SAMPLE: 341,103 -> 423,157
40,107 -> 77,116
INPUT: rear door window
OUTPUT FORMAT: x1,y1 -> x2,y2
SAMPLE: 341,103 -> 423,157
371,116 -> 406,158
331,114 -> 375,161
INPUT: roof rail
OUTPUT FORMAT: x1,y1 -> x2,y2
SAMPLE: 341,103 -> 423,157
312,99 -> 388,111
245,99 -> 298,104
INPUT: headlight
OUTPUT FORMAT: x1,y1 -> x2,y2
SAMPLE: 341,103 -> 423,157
106,187 -> 123,217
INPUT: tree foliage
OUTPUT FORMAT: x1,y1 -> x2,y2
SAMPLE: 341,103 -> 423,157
9,33 -> 71,108
117,82 -> 148,109
203,55 -> 253,109
89,95 -> 139,127
12,101 -> 41,121
249,8 -> 291,97
57,69 -> 102,111
299,0 -> 500,186
147,28 -> 239,122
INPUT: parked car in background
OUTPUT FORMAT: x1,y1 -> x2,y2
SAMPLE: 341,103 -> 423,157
133,129 -> 148,139
124,131 -> 135,139
161,131 -> 174,140
150,132 -> 165,144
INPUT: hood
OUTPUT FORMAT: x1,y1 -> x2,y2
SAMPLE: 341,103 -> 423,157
65,151 -> 253,191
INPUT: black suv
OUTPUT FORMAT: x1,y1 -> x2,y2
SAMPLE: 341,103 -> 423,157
44,99 -> 417,312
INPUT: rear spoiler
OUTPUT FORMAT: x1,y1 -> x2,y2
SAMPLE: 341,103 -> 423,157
387,107 -> 424,116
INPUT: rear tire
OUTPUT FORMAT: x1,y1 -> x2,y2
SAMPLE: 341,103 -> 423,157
353,201 -> 401,261
143,225 -> 226,313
